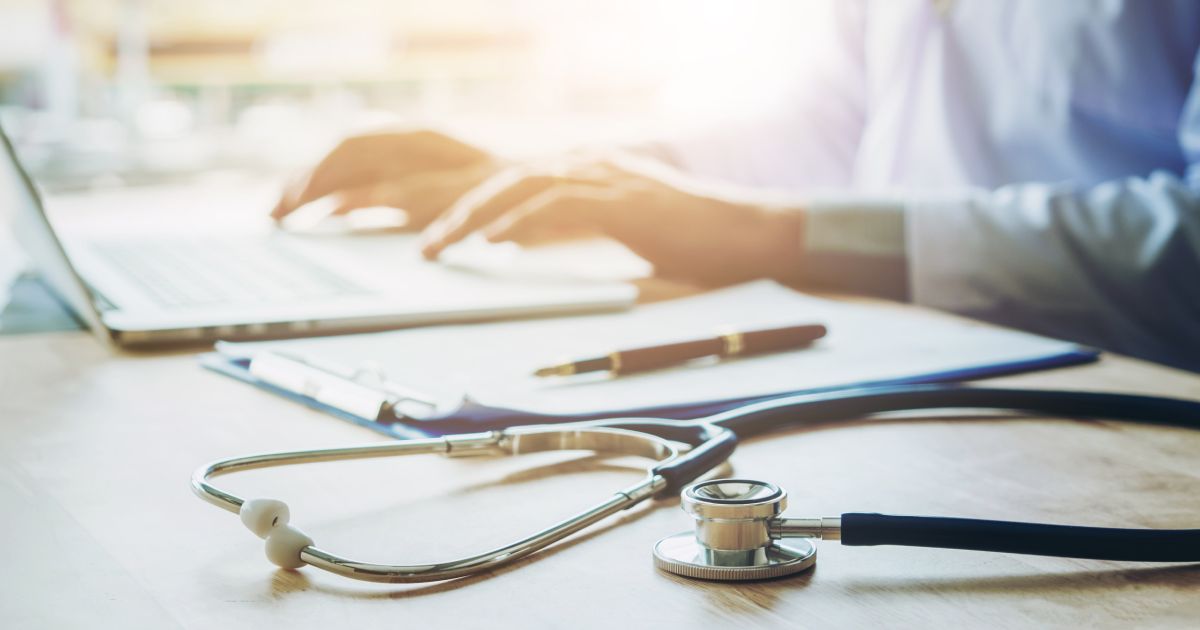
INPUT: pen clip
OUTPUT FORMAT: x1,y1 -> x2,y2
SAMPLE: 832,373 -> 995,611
248,351 -> 440,422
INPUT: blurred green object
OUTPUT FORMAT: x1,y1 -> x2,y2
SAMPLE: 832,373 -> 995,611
0,272 -> 82,334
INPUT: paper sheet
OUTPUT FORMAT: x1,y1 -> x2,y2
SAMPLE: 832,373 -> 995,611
0,225 -> 26,311
220,281 -> 1092,416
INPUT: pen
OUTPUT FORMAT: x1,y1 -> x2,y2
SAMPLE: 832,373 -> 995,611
533,323 -> 828,377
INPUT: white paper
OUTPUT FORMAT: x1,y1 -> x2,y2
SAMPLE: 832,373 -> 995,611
220,281 -> 1089,416
0,224 -> 27,311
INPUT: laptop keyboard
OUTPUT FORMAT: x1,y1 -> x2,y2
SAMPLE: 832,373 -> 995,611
92,238 -> 367,308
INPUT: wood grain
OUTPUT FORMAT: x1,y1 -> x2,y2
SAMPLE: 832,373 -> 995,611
2,296 -> 1199,629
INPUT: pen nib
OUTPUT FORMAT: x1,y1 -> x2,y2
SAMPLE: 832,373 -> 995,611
534,364 -> 575,378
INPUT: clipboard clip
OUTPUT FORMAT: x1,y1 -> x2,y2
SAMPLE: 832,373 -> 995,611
248,351 -> 442,422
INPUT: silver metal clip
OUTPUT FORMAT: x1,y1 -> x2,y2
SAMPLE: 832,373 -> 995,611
248,351 -> 440,422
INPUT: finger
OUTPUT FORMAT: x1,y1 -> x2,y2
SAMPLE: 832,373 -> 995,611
271,148 -> 365,221
334,165 -> 494,226
272,167 -> 359,222
295,136 -> 417,208
503,224 -> 597,247
270,133 -> 445,221
481,187 -> 612,244
329,184 -> 385,215
419,169 -> 554,258
285,163 -> 489,230
420,164 -> 621,258
271,173 -> 313,221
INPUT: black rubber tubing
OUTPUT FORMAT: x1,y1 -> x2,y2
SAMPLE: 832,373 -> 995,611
649,427 -> 737,497
840,513 -> 1200,561
701,383 -> 1200,562
707,384 -> 1200,439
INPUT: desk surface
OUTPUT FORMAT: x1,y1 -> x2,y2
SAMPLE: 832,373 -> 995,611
2,293 -> 1200,629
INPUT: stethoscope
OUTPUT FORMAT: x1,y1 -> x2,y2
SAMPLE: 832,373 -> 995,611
192,384 -> 1200,584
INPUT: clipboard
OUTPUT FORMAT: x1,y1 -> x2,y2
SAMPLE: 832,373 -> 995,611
200,282 -> 1100,439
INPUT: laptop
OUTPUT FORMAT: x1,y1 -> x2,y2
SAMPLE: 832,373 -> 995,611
1,125 -> 636,347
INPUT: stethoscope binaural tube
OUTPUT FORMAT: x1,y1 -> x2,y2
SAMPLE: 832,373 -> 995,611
192,423 -> 730,583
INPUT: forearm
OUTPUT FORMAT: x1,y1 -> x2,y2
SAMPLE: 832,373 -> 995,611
782,172 -> 1200,371
655,185 -> 910,294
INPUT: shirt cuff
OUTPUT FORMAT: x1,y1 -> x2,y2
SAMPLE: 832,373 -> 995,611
800,197 -> 911,300
903,188 -> 995,312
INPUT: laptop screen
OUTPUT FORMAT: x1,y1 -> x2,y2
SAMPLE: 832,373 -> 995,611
0,125 -> 108,340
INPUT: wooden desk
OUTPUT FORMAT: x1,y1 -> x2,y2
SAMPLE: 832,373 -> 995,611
2,296 -> 1200,629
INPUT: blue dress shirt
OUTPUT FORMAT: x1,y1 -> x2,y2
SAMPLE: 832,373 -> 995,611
662,0 -> 1200,371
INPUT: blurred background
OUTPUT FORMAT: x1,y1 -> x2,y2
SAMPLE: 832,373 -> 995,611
0,0 -> 824,192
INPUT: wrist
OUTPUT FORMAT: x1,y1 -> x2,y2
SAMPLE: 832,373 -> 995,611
798,198 -> 911,300
748,204 -> 807,284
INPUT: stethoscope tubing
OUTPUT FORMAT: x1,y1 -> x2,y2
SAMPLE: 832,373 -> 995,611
634,383 -> 1200,504
702,383 -> 1200,438
665,384 -> 1200,562
194,383 -> 1200,581
840,513 -> 1200,561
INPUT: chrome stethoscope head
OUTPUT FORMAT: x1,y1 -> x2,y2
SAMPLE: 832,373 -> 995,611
654,478 -> 838,581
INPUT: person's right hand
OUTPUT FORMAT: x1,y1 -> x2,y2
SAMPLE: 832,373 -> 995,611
270,130 -> 502,228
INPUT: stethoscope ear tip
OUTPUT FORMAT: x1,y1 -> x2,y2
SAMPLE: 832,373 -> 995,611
240,498 -> 312,570
240,498 -> 291,538
264,524 -> 313,570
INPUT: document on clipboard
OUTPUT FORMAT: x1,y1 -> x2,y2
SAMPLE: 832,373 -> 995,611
202,281 -> 1099,437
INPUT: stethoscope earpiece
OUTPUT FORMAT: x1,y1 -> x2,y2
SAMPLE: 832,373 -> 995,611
239,498 -> 313,569
239,498 -> 290,538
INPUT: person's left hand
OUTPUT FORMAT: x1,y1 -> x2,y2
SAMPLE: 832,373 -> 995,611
418,156 -> 806,285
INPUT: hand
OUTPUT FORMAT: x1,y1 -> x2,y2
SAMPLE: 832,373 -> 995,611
419,157 -> 806,285
270,130 -> 502,227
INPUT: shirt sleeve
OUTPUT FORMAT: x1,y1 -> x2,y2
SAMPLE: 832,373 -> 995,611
905,51 -> 1200,372
799,197 -> 910,301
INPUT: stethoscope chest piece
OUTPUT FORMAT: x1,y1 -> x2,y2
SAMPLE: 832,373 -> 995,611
653,479 -> 817,581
